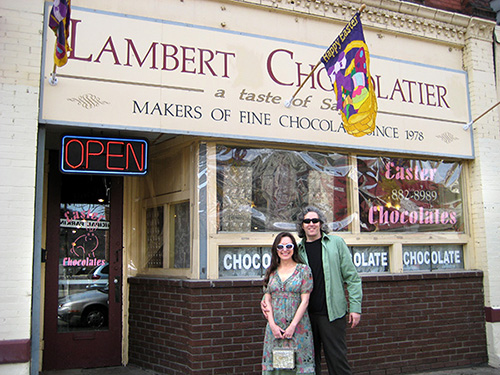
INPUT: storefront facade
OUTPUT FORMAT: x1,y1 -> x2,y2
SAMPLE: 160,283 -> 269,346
1,0 -> 500,374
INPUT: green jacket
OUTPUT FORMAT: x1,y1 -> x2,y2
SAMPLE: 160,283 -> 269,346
298,233 -> 362,321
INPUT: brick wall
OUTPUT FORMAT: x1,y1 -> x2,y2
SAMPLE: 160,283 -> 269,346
351,272 -> 487,374
128,278 -> 264,375
424,0 -> 463,12
421,0 -> 495,19
128,271 -> 487,375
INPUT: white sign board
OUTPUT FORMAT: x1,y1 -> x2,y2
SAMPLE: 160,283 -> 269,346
40,6 -> 473,158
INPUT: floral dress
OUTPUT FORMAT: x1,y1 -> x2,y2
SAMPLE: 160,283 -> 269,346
262,263 -> 315,374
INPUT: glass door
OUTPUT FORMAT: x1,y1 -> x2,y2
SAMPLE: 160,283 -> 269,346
43,152 -> 123,370
57,202 -> 110,331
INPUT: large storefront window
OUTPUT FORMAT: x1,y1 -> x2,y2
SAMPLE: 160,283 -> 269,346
358,157 -> 463,232
140,141 -> 470,279
216,146 -> 350,232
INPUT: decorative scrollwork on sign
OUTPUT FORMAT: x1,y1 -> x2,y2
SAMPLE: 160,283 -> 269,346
436,132 -> 459,144
67,93 -> 110,109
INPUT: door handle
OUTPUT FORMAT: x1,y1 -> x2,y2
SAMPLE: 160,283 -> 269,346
114,276 -> 121,303
115,246 -> 123,262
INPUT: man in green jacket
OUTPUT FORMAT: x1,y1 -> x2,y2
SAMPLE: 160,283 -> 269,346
297,206 -> 361,375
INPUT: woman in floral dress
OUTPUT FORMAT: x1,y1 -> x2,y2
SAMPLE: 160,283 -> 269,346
262,232 -> 315,374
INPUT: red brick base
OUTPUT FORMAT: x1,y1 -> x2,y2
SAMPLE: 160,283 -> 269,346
128,271 -> 487,375
485,307 -> 500,323
0,339 -> 31,364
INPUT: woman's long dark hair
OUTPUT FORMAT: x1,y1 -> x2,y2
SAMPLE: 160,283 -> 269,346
263,232 -> 303,287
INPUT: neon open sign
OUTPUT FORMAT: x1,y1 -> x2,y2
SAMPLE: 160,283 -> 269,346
61,135 -> 148,175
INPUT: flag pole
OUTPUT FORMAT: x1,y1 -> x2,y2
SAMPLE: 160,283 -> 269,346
463,100 -> 500,130
284,4 -> 366,108
284,61 -> 321,107
49,63 -> 58,86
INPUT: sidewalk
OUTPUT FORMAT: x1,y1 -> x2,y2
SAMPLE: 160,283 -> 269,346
409,366 -> 499,375
40,364 -> 500,375
40,365 -> 158,375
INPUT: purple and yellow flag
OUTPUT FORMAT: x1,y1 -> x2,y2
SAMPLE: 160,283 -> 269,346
321,12 -> 377,137
49,0 -> 71,67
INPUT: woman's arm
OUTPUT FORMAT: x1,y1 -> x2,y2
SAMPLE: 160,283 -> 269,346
261,297 -> 270,320
264,292 -> 284,339
283,293 -> 310,339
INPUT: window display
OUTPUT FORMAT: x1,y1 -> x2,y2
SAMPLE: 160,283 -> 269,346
216,146 -> 351,232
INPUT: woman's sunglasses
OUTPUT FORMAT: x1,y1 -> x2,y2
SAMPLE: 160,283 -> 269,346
303,218 -> 321,224
277,243 -> 294,251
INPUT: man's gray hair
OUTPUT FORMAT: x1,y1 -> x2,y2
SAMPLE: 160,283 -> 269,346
296,206 -> 330,238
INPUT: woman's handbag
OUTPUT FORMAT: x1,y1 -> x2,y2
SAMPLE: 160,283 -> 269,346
272,347 -> 295,369
272,335 -> 297,370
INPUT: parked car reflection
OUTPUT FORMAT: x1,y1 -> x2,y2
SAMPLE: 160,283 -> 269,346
58,263 -> 109,298
58,285 -> 109,329
88,263 -> 109,282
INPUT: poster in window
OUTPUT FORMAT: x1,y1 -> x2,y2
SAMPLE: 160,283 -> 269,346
358,157 -> 463,232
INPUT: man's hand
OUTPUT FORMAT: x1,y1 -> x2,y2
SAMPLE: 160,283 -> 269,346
348,312 -> 361,328
261,299 -> 270,320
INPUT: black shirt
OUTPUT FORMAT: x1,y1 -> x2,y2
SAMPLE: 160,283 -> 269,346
305,238 -> 327,315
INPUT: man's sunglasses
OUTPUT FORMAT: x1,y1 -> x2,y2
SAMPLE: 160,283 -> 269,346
277,243 -> 294,251
302,218 -> 321,224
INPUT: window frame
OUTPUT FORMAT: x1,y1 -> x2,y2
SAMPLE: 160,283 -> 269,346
142,193 -> 192,277
125,139 -> 471,280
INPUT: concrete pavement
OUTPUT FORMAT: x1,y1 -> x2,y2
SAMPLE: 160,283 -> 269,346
409,366 -> 499,375
40,365 -> 158,375
40,364 -> 500,375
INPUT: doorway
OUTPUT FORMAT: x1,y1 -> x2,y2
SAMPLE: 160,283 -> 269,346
43,153 -> 123,370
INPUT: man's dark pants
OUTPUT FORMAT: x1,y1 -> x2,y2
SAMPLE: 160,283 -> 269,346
310,313 -> 351,375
